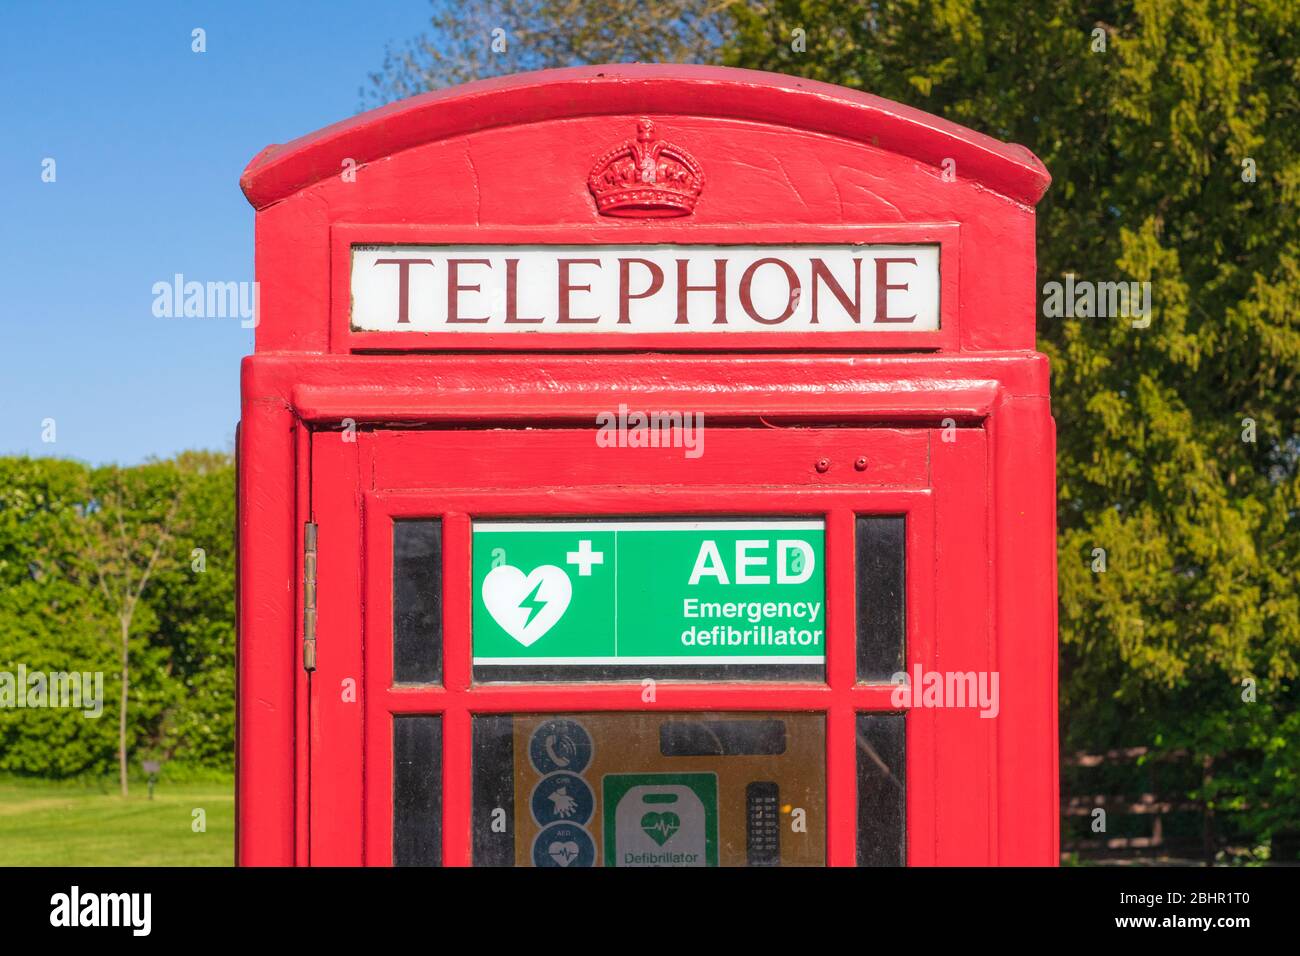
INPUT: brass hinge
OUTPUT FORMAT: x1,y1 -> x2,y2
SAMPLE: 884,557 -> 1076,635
303,522 -> 318,672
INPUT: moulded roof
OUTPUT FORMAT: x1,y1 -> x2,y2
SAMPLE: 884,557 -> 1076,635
240,64 -> 1050,211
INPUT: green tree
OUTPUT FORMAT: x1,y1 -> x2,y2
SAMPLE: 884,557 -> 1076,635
732,0 -> 1299,855
0,454 -> 237,783
727,0 -> 1300,856
375,0 -> 1300,855
147,452 -> 237,770
0,458 -> 120,777
365,0 -> 728,103
69,463 -> 186,796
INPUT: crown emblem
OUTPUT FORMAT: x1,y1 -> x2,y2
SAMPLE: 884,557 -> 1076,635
587,118 -> 704,218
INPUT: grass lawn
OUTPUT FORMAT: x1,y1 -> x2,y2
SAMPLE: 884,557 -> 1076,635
0,777 -> 234,866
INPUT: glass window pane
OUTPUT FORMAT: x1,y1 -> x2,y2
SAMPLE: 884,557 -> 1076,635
393,519 -> 442,684
856,713 -> 906,866
471,714 -> 515,867
471,518 -> 825,683
472,712 -> 825,867
393,715 -> 442,866
856,515 -> 906,681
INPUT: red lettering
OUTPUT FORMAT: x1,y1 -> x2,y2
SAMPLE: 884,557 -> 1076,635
504,258 -> 543,324
675,259 -> 727,325
618,258 -> 664,324
557,258 -> 601,323
810,257 -> 862,324
446,259 -> 491,323
874,257 -> 917,324
373,258 -> 434,324
738,258 -> 800,325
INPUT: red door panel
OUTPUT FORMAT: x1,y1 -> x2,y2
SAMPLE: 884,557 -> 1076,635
309,424 -> 991,866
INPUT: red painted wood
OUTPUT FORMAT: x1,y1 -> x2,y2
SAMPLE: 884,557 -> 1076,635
236,397 -> 297,865
348,477 -> 937,866
244,357 -> 1054,868
439,515 -> 474,867
244,67 -> 1044,354
825,508 -> 858,867
903,500 -> 941,866
238,65 -> 1056,868
243,351 -> 1047,422
930,426 -> 993,864
990,395 -> 1059,864
370,428 -> 929,491
294,419 -> 311,865
241,65 -> 1049,210
308,433 -> 364,865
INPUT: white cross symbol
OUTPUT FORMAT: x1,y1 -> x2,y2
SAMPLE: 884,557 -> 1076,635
565,539 -> 605,576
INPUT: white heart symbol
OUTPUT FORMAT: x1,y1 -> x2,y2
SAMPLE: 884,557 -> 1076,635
482,564 -> 572,647
548,841 -> 580,866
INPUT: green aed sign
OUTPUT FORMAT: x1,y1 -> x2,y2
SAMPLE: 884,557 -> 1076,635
472,519 -> 825,668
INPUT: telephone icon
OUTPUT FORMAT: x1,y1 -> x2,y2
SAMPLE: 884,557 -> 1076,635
544,735 -> 570,768
528,718 -> 593,775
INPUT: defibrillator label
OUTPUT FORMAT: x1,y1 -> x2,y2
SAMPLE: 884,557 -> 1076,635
602,773 -> 719,867
471,519 -> 825,667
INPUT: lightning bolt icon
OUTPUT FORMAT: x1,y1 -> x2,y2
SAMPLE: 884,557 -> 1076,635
519,578 -> 548,627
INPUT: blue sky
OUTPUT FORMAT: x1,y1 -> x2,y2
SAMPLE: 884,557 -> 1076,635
0,1 -> 432,464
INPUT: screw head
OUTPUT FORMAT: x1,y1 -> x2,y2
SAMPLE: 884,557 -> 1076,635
854,456 -> 868,471
815,458 -> 831,473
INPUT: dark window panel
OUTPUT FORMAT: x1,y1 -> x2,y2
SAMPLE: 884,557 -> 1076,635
393,715 -> 441,866
856,713 -> 906,866
471,715 -> 516,866
659,718 -> 788,757
856,515 -> 906,681
393,519 -> 442,684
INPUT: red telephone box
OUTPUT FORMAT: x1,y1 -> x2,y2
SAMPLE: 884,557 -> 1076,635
237,65 -> 1056,867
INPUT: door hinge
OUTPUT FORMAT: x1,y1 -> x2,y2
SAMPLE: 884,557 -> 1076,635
303,522 -> 318,672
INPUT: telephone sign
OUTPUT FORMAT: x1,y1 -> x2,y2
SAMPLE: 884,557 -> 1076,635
237,65 -> 1058,867
350,244 -> 941,333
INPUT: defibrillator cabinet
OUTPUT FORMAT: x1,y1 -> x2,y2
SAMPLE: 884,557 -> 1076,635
237,65 -> 1057,866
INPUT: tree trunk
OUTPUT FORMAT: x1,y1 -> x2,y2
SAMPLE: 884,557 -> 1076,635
1201,754 -> 1215,865
119,617 -> 129,798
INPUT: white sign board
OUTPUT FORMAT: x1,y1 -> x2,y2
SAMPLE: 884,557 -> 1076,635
350,244 -> 939,333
